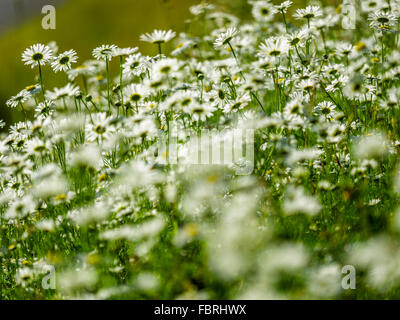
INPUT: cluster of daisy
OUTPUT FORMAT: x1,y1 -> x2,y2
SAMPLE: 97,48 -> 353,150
2,0 -> 400,299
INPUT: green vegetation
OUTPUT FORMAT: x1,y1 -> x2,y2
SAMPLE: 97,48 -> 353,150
2,0 -> 400,300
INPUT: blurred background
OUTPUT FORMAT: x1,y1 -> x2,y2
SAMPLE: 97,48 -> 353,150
0,0 -> 328,128
0,0 -> 228,127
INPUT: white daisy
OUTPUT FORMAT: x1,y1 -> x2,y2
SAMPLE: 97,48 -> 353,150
51,49 -> 78,72
368,11 -> 398,30
140,29 -> 176,44
123,84 -> 150,104
22,44 -> 53,68
92,44 -> 118,61
250,0 -> 276,22
275,0 -> 293,13
294,6 -> 323,21
112,47 -> 138,57
214,27 -> 239,48
85,112 -> 115,142
258,36 -> 289,58
123,53 -> 148,77
46,84 -> 80,101
6,90 -> 30,108
314,101 -> 336,117
186,103 -> 215,122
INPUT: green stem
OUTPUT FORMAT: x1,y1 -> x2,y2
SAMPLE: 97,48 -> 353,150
200,79 -> 203,104
295,45 -> 305,65
228,42 -> 240,67
38,61 -> 45,100
381,33 -> 385,70
320,29 -> 328,55
19,102 -> 27,123
82,75 -> 88,94
119,56 -> 124,116
228,41 -> 247,82
105,58 -> 111,114
251,91 -> 266,114
281,10 -> 289,33
157,43 -> 162,57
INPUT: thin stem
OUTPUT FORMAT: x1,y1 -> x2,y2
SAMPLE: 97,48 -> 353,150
381,33 -> 385,70
281,10 -> 289,33
271,69 -> 280,112
119,56 -> 124,116
19,102 -> 27,123
251,91 -> 266,114
82,75 -> 88,94
200,79 -> 204,104
157,43 -> 162,57
105,58 -> 111,114
320,29 -> 328,55
227,41 -> 266,114
321,84 -> 343,112
295,45 -> 305,65
228,41 -> 248,83
228,42 -> 240,67
38,61 -> 45,100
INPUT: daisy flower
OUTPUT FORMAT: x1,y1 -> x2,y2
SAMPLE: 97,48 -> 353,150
6,90 -> 30,108
361,0 -> 384,13
67,63 -> 97,81
258,36 -> 289,58
206,84 -> 230,109
164,90 -> 198,112
123,84 -> 150,104
275,0 -> 293,13
171,38 -> 196,56
140,29 -> 176,44
93,45 -> 117,112
343,76 -> 364,99
21,44 -> 53,68
326,75 -> 349,93
287,29 -> 308,48
297,78 -> 318,92
132,117 -> 158,140
294,6 -> 323,21
51,49 -> 78,72
214,27 -> 239,48
34,101 -> 53,115
123,53 -> 148,77
112,47 -> 138,58
46,84 -> 80,101
284,98 -> 305,115
85,112 -> 115,142
151,58 -> 181,77
25,138 -> 49,156
4,195 -> 35,220
314,101 -> 336,117
189,3 -> 215,16
336,42 -> 353,57
92,44 -> 118,61
250,0 -> 276,22
368,11 -> 398,30
186,103 -> 215,122
224,91 -> 251,113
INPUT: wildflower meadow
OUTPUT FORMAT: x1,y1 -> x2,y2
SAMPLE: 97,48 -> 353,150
2,0 -> 400,300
